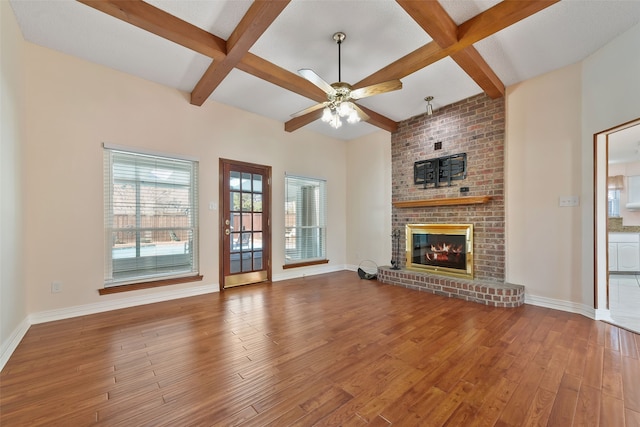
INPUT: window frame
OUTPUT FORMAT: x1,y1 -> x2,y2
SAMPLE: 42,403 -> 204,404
608,188 -> 621,218
103,144 -> 200,290
283,174 -> 328,268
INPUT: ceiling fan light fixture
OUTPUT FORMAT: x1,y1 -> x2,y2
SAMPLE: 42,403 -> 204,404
425,96 -> 434,116
347,110 -> 361,124
338,101 -> 354,117
330,114 -> 342,129
321,106 -> 333,123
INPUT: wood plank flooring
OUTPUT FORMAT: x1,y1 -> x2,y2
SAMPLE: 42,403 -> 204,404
2,271 -> 639,426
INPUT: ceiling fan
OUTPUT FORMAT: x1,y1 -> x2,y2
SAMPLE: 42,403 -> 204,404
292,32 -> 402,129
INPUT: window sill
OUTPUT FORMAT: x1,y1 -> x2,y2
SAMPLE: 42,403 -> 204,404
99,274 -> 203,295
282,259 -> 329,270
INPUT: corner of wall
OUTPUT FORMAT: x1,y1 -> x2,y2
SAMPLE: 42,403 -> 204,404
0,0 -> 28,371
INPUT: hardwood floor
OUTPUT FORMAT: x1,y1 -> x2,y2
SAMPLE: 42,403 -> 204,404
2,271 -> 640,426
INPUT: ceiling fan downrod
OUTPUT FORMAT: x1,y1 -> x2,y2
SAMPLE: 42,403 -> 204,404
333,32 -> 346,82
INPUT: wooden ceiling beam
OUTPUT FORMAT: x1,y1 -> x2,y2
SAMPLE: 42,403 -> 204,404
397,0 -> 458,47
190,0 -> 290,106
77,0 -> 227,61
451,47 -> 504,99
397,0 -> 504,98
458,0 -> 560,47
76,0 -> 449,134
237,53 -> 326,103
356,104 -> 398,133
357,0 -> 559,89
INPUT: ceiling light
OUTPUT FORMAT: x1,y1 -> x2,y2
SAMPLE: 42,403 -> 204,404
425,96 -> 434,116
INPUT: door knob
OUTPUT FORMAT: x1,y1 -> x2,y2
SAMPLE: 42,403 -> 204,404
225,229 -> 230,235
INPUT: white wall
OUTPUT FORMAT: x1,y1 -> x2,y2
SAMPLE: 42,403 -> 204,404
346,130 -> 392,269
21,42 -> 347,315
1,1 -> 27,367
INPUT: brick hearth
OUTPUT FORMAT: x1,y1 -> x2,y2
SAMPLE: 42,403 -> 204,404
377,266 -> 524,308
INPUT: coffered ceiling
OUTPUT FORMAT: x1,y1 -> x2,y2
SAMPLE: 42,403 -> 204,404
9,0 -> 640,140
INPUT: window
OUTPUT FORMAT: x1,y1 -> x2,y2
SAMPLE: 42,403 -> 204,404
284,174 -> 327,265
104,146 -> 199,287
608,189 -> 621,217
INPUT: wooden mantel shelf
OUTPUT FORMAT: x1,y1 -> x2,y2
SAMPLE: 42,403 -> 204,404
392,196 -> 491,208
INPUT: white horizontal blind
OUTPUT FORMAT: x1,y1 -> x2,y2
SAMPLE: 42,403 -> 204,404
284,174 -> 327,264
104,147 -> 199,286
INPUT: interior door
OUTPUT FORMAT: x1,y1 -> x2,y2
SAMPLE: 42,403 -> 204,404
220,159 -> 271,289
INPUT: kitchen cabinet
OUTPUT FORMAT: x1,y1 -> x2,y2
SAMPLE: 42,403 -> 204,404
609,233 -> 640,272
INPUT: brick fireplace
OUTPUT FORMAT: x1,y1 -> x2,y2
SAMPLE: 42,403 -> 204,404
379,93 -> 524,308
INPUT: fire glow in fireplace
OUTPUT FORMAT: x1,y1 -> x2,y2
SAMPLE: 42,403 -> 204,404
406,223 -> 473,279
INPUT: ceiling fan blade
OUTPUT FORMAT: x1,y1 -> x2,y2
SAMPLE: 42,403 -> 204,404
298,69 -> 336,96
352,104 -> 370,122
290,102 -> 328,118
350,79 -> 403,100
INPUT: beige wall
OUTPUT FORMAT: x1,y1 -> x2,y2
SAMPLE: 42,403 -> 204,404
506,21 -> 640,310
505,62 -> 583,303
585,22 -> 640,309
346,130 -> 392,268
22,42 -> 347,314
1,1 -> 27,363
5,4 -> 640,361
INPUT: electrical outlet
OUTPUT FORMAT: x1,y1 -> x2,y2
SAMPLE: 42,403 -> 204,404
51,281 -> 62,293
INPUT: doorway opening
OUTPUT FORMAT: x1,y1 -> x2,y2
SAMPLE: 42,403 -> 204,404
595,118 -> 640,333
219,159 -> 272,289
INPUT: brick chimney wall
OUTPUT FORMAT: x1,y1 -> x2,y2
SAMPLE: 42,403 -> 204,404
391,93 -> 505,282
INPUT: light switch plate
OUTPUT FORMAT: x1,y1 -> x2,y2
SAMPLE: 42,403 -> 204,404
559,196 -> 579,207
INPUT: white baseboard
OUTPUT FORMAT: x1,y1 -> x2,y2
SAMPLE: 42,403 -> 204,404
29,282 -> 219,325
1,316 -> 30,372
273,263 -> 347,282
594,308 -> 613,321
525,294 -> 596,319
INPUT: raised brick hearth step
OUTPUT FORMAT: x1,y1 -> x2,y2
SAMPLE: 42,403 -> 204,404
377,266 -> 524,308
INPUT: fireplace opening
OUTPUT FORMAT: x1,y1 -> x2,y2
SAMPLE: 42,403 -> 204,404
406,224 -> 473,279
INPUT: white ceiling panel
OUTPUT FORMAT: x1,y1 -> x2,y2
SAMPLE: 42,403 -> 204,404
475,0 -> 640,86
10,0 -> 213,92
250,0 -> 432,84
358,56 -> 483,122
148,0 -> 252,38
8,0 -> 640,140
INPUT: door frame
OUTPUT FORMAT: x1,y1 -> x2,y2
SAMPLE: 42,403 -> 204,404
594,117 -> 640,318
219,158 -> 272,290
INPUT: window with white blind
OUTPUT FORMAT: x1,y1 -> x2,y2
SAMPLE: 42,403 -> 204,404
284,174 -> 327,265
103,146 -> 199,287
608,189 -> 621,218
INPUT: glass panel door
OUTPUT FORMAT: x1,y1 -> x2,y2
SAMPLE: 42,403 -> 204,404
220,159 -> 271,288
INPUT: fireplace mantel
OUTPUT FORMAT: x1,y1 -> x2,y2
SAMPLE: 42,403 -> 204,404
392,196 -> 491,208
